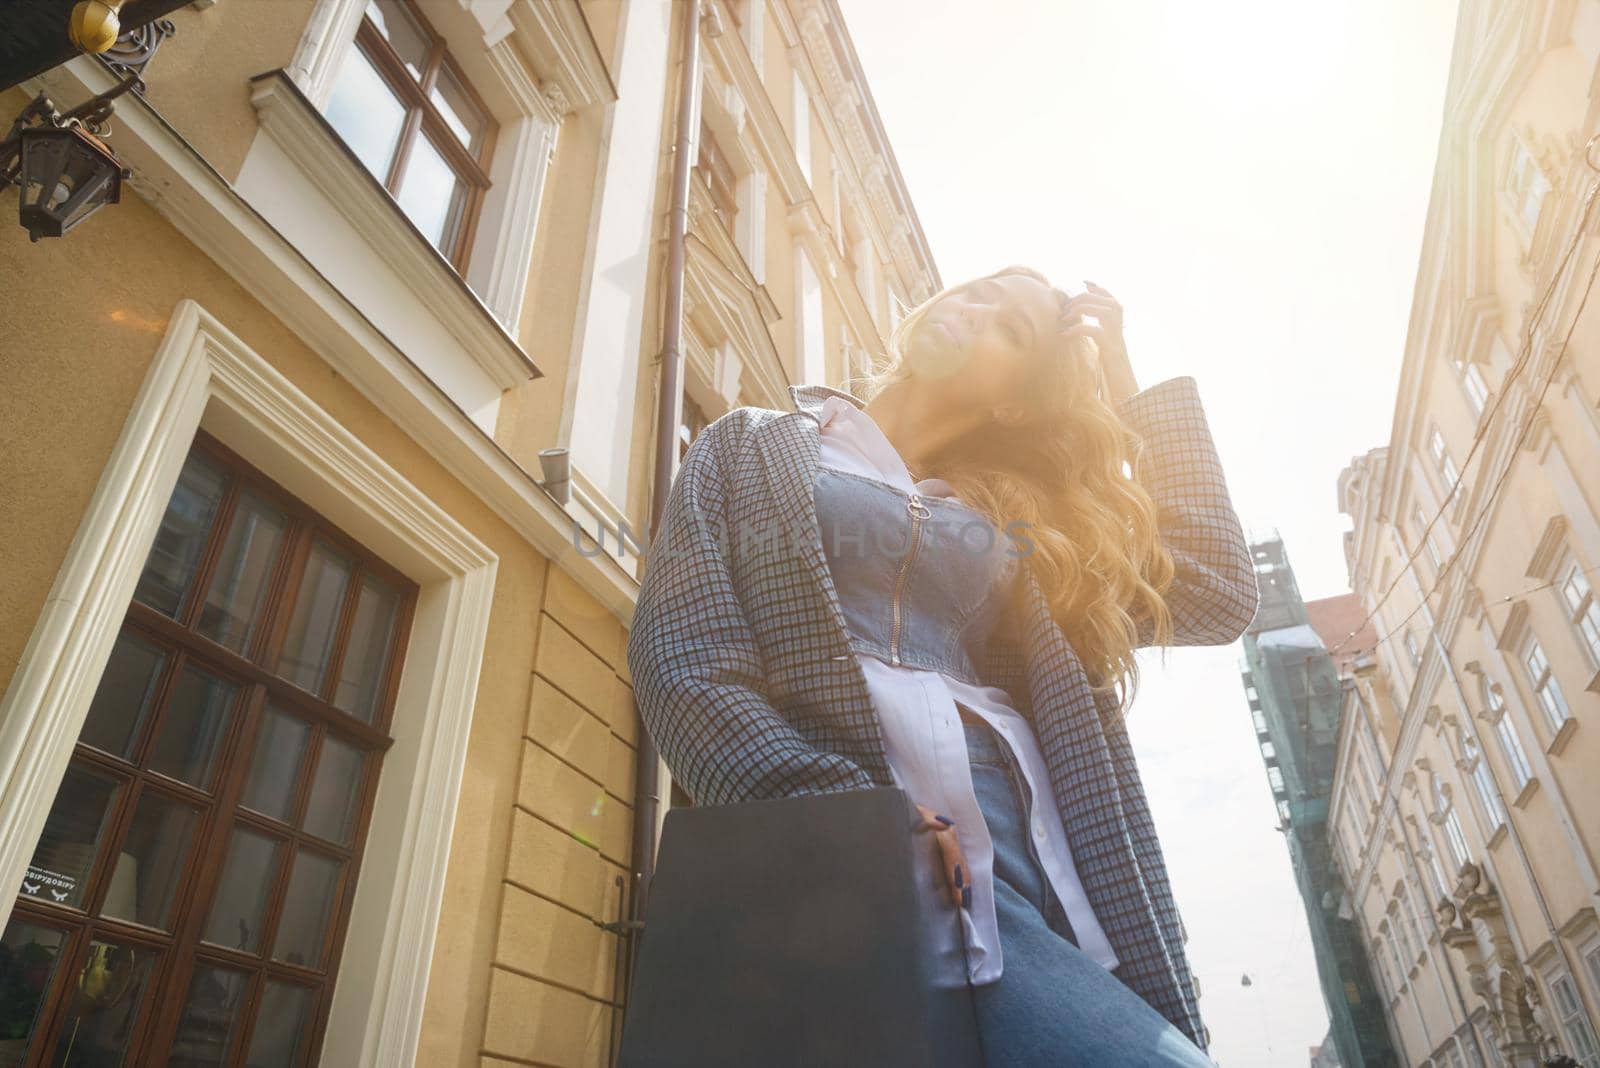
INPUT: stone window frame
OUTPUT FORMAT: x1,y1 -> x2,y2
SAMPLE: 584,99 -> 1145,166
1539,965 -> 1600,1067
281,0 -> 570,333
1475,671 -> 1536,806
0,301 -> 499,1068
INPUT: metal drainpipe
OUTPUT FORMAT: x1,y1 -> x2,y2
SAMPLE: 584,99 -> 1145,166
622,0 -> 702,1024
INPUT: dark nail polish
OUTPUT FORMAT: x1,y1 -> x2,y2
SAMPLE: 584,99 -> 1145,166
962,886 -> 972,909
935,814 -> 954,827
953,864 -> 965,889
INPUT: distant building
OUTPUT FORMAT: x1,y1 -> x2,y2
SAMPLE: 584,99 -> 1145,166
1328,0 -> 1600,1065
1241,536 -> 1399,1068
1313,1031 -> 1347,1068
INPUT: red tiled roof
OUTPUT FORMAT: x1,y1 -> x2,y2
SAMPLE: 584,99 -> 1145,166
1305,593 -> 1376,672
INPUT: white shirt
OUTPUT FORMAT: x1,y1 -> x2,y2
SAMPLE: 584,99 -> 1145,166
814,395 -> 1120,984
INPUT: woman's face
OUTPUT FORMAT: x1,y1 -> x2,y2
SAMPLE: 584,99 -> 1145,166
906,273 -> 1070,410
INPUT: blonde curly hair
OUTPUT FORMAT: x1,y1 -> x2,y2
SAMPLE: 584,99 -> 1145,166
849,265 -> 1176,708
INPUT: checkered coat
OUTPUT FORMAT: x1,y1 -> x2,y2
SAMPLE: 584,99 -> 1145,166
626,375 -> 1259,1051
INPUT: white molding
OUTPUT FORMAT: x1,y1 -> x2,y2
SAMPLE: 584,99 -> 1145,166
286,0 -> 367,108
246,72 -> 536,393
0,300 -> 498,1068
26,58 -> 638,628
468,39 -> 562,330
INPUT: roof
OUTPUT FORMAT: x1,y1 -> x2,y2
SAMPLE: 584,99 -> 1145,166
1304,593 -> 1376,674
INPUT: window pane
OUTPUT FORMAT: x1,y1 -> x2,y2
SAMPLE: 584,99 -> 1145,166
303,738 -> 364,845
324,43 -> 408,182
100,790 -> 201,931
147,666 -> 239,790
240,707 -> 310,823
22,764 -> 120,910
169,965 -> 250,1068
0,920 -> 68,1067
197,492 -> 288,653
45,938 -> 157,1067
244,981 -> 314,1067
364,0 -> 430,79
333,574 -> 400,722
429,64 -> 487,155
79,631 -> 168,760
394,134 -> 468,256
203,829 -> 282,955
135,452 -> 228,616
278,541 -> 354,696
271,849 -> 342,969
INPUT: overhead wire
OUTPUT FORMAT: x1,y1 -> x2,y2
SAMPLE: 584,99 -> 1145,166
1331,218 -> 1600,663
1326,144 -> 1600,658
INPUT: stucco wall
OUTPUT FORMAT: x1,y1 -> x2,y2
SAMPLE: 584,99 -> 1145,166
0,186 -> 606,1067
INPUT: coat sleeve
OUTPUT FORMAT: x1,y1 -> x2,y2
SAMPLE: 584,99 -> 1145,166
626,411 -> 878,806
1115,375 -> 1259,646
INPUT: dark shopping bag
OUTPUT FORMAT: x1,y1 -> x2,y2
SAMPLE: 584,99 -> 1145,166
616,785 -> 984,1067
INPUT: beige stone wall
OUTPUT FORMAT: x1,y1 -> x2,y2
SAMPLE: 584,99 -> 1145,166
0,184 -> 567,1068
1330,3 -> 1600,1064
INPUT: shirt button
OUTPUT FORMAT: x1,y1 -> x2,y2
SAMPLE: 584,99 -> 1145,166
1033,822 -> 1046,840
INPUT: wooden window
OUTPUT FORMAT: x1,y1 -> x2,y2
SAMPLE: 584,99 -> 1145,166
696,120 -> 739,239
323,0 -> 498,269
0,433 -> 415,1067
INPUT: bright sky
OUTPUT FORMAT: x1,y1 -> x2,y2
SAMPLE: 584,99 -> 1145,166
835,1 -> 1461,1063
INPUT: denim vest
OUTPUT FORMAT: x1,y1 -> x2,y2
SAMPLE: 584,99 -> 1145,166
814,465 -> 1021,686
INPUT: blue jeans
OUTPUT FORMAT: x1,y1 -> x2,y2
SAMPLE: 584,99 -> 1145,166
962,716 -> 1216,1067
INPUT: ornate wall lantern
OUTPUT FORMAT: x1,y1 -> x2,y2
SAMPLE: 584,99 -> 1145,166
0,75 -> 136,241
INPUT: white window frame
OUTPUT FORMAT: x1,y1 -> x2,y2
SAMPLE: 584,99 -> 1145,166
1554,549 -> 1600,670
1545,969 -> 1600,1068
1444,806 -> 1471,870
1391,899 -> 1417,965
1355,748 -> 1381,810
1370,930 -> 1395,1000
1482,676 -> 1534,791
1429,426 -> 1461,489
1461,730 -> 1506,832
1381,920 -> 1408,992
275,0 -> 566,340
0,301 -> 499,1068
795,245 -> 827,384
1457,359 -> 1490,418
1415,506 -> 1443,575
1520,634 -> 1572,732
1419,831 -> 1450,901
1433,772 -> 1470,871
791,68 -> 812,184
1507,133 -> 1553,237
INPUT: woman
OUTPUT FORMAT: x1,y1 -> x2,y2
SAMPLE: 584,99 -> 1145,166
626,266 -> 1258,1065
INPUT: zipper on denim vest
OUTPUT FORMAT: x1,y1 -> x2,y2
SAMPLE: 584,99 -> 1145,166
888,493 -> 933,666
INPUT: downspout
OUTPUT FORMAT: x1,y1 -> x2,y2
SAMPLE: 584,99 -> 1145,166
624,0 -> 702,1020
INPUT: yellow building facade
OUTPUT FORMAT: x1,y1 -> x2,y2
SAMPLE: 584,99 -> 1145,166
1331,1 -> 1600,1066
0,1 -> 937,1065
